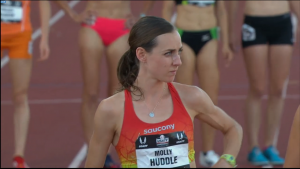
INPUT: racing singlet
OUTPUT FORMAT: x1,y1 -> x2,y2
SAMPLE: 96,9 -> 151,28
115,83 -> 195,168
1,1 -> 32,35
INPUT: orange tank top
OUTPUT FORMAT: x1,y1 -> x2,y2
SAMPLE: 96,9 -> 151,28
115,83 -> 195,168
1,1 -> 32,35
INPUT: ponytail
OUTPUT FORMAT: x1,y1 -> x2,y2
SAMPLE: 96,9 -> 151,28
117,49 -> 143,98
116,16 -> 175,99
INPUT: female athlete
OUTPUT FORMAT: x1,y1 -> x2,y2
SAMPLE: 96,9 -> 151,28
55,1 -> 140,167
229,0 -> 300,166
84,16 -> 242,168
1,1 -> 51,168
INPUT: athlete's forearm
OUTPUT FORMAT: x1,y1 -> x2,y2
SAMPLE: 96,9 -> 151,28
289,1 -> 300,22
55,1 -> 76,19
215,107 -> 243,160
228,1 -> 240,35
216,1 -> 230,46
39,1 -> 51,42
217,9 -> 229,46
222,120 -> 243,161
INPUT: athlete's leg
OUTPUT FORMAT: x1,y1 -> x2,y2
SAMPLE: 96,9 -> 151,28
195,40 -> 220,167
9,59 -> 32,158
105,33 -> 130,96
262,45 -> 292,164
196,40 -> 219,151
243,45 -> 268,150
78,27 -> 105,144
174,43 -> 196,85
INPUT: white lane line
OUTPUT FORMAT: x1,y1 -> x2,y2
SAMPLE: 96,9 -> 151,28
1,1 -> 80,69
68,143 -> 88,168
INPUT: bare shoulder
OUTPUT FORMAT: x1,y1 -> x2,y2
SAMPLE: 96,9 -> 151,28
171,82 -> 211,109
95,91 -> 125,121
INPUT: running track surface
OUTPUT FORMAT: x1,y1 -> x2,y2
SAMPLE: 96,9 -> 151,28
1,1 -> 299,168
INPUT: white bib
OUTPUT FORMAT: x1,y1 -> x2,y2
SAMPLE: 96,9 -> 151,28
1,1 -> 23,23
135,131 -> 190,168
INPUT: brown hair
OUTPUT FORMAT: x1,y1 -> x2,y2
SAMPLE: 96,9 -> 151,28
117,16 -> 175,99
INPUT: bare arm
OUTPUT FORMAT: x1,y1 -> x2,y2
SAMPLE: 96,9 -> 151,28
289,1 -> 300,21
54,1 -> 77,19
85,100 -> 118,168
289,1 -> 300,43
192,87 -> 243,167
216,1 -> 229,47
162,1 -> 175,22
284,106 -> 300,168
216,1 -> 233,67
55,1 -> 96,25
39,1 -> 51,43
38,1 -> 51,61
228,1 -> 241,36
228,1 -> 243,53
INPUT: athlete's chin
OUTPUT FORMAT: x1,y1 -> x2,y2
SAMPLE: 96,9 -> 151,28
163,76 -> 175,83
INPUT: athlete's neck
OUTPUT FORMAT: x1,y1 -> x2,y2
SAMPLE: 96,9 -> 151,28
133,76 -> 167,102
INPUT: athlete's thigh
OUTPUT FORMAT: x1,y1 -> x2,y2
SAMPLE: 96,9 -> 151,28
106,33 -> 130,94
196,40 -> 219,101
9,59 -> 32,96
268,45 -> 293,95
267,15 -> 294,94
7,31 -> 33,95
78,27 -> 105,93
243,45 -> 269,90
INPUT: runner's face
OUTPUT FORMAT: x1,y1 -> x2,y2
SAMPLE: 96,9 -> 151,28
146,31 -> 182,82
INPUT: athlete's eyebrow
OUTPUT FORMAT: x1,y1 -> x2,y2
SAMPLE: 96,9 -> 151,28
163,46 -> 183,52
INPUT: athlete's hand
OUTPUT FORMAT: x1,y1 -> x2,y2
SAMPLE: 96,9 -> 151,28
71,10 -> 97,25
38,39 -> 50,62
222,45 -> 234,68
125,13 -> 138,29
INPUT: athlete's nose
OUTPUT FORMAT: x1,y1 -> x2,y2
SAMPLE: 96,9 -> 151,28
173,54 -> 182,66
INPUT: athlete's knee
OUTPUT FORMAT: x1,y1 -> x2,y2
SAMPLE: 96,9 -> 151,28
249,85 -> 265,98
270,84 -> 287,98
84,91 -> 99,104
13,91 -> 28,106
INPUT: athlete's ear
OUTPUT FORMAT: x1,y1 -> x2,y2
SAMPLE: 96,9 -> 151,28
136,47 -> 147,63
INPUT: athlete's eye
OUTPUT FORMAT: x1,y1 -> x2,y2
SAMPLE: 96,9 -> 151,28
178,49 -> 183,55
164,51 -> 172,56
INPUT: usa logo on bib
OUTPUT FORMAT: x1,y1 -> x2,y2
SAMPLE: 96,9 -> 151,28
135,131 -> 190,168
1,1 -> 23,23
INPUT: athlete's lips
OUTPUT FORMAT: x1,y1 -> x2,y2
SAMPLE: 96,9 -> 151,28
170,70 -> 177,75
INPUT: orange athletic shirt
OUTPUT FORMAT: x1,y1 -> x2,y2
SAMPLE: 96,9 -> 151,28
1,1 -> 32,35
115,83 -> 195,168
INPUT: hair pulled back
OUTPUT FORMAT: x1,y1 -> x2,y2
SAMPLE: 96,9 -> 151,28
117,16 -> 175,99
